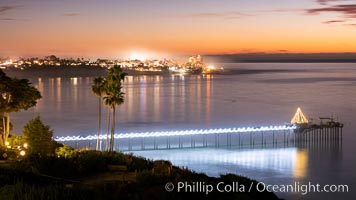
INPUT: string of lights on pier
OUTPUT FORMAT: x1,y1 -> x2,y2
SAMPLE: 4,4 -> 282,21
54,125 -> 297,142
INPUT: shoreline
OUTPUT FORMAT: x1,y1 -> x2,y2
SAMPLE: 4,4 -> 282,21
3,64 -> 312,79
4,66 -> 205,78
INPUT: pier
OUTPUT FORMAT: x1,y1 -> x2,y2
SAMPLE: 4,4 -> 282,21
294,120 -> 343,145
54,108 -> 343,151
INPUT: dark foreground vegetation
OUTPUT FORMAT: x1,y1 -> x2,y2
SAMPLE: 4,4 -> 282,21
0,150 -> 281,200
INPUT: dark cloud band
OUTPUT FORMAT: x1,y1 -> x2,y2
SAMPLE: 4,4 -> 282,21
0,5 -> 22,14
307,4 -> 356,18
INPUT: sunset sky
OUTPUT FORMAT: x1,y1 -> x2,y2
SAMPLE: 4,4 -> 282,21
1,0 -> 356,58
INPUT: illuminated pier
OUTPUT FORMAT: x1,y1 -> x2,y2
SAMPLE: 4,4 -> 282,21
55,125 -> 300,151
54,108 -> 343,151
290,108 -> 344,147
55,125 -> 296,142
294,120 -> 344,146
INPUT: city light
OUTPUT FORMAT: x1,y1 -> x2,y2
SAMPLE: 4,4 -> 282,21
203,64 -> 224,73
20,150 -> 26,156
5,141 -> 9,146
54,125 -> 297,142
207,65 -> 216,70
0,59 -> 13,66
129,52 -> 147,61
23,143 -> 28,149
0,55 -> 221,75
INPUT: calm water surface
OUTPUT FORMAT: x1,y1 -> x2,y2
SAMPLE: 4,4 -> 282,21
11,63 -> 356,199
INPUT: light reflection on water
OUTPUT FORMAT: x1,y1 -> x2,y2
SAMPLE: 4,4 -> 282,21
133,147 -> 308,179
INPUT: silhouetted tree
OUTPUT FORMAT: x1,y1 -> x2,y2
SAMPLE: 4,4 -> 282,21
104,86 -> 124,151
0,70 -> 41,147
92,76 -> 106,150
92,66 -> 126,152
23,116 -> 54,156
104,66 -> 126,151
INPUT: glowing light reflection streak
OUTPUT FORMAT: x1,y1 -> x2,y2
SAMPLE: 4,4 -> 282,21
54,125 -> 297,142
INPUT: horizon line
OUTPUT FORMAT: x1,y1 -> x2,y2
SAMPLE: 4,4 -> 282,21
2,52 -> 356,60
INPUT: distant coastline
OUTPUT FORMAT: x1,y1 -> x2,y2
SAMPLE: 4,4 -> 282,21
205,53 -> 356,63
3,65 -> 228,79
3,64 -> 320,79
3,65 -> 170,79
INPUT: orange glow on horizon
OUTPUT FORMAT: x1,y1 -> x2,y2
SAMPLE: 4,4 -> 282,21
1,1 -> 356,58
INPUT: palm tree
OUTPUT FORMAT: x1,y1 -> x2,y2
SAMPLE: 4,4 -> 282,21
108,66 -> 127,82
105,107 -> 111,151
103,65 -> 127,152
104,87 -> 124,151
92,77 -> 106,151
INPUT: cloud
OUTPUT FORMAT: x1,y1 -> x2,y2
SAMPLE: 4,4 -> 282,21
278,50 -> 289,53
0,5 -> 22,14
323,20 -> 345,23
306,4 -> 356,18
307,1 -> 356,27
62,12 -> 80,17
190,11 -> 253,19
1,17 -> 15,20
316,0 -> 348,5
344,23 -> 356,26
0,17 -> 28,21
